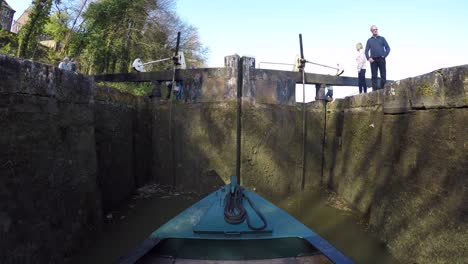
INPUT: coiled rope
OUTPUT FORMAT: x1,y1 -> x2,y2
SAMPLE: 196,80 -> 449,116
224,187 -> 267,230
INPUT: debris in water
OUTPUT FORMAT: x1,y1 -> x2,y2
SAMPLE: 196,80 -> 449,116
325,190 -> 353,212
133,183 -> 200,200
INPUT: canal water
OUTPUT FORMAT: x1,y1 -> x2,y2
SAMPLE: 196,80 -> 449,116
71,184 -> 399,264
263,190 -> 399,264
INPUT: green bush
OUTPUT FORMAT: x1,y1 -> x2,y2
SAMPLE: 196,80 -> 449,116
0,30 -> 18,55
98,82 -> 153,96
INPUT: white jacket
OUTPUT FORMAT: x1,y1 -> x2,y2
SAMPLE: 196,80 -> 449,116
356,50 -> 367,71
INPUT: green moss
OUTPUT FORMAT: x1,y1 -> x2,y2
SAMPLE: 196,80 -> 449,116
98,82 -> 152,96
0,30 -> 18,56
417,83 -> 434,96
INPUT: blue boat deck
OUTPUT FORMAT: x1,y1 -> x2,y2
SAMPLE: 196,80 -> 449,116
118,179 -> 354,264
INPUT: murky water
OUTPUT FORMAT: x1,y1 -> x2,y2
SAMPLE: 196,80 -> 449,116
264,190 -> 399,264
71,186 -> 398,264
71,186 -> 201,264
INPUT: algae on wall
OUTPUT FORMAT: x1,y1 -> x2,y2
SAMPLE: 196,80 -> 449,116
322,65 -> 468,264
151,101 -> 237,194
240,102 -> 304,196
0,54 -> 102,264
324,91 -> 385,214
94,86 -> 153,212
371,109 -> 468,263
2,51 -> 466,264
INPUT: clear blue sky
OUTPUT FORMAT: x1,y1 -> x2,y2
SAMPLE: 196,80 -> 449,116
176,0 -> 468,98
10,0 -> 468,98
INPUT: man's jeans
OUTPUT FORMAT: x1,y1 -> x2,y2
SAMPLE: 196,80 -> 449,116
370,57 -> 386,90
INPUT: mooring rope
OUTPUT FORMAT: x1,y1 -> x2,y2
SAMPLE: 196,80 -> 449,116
224,187 -> 267,230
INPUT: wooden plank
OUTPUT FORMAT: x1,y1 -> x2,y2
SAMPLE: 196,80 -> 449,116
93,68 -> 229,83
93,68 -> 379,88
253,69 -> 373,87
93,70 -> 175,82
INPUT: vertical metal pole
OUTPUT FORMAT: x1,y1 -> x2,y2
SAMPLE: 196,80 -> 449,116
299,34 -> 306,191
236,57 -> 243,185
169,32 -> 181,188
320,102 -> 327,187
299,34 -> 304,59
301,71 -> 307,191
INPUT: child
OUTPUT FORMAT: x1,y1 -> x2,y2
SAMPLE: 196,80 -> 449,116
58,57 -> 70,70
356,42 -> 367,93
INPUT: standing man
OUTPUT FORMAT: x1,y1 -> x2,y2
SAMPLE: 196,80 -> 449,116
365,25 -> 390,90
69,58 -> 77,73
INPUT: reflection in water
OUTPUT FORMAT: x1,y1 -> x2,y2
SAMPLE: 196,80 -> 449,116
71,188 -> 398,264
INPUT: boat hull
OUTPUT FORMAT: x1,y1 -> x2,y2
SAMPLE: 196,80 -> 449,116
118,184 -> 354,264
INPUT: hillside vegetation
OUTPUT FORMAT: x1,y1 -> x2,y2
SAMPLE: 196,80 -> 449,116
2,0 -> 207,75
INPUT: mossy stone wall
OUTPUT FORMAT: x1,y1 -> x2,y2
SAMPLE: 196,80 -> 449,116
0,54 -> 102,264
1,52 -> 466,264
323,65 -> 468,263
151,101 -> 236,193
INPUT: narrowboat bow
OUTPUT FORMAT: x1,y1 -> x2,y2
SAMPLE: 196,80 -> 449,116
118,176 -> 354,264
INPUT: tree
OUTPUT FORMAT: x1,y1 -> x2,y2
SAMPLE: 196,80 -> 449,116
44,12 -> 71,44
17,0 -> 54,59
80,0 -> 208,74
53,0 -> 90,56
16,0 -> 208,74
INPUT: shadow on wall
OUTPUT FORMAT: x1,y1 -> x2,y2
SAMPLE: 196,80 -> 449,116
94,57 -> 468,264
322,65 -> 468,263
151,98 -> 323,199
151,101 -> 237,194
371,108 -> 467,263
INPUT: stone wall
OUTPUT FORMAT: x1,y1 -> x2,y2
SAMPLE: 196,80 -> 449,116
0,55 -> 156,263
152,101 -> 326,199
1,52 -> 466,263
157,56 -> 326,197
323,65 -> 468,263
94,86 -> 153,212
151,101 -> 236,193
0,55 -> 102,263
239,101 -> 325,195
144,60 -> 468,263
324,91 -> 385,213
